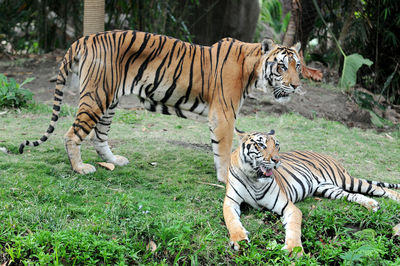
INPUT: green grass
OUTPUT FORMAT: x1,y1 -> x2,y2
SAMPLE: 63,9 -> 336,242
0,104 -> 399,265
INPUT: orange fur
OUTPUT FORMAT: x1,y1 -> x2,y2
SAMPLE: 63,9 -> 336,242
19,30 -> 302,182
224,131 -> 400,256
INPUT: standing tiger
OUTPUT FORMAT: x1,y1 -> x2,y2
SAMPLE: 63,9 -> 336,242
224,129 -> 400,255
19,30 -> 303,183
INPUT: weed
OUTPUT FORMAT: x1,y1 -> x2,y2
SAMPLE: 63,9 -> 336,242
0,108 -> 399,264
0,74 -> 34,108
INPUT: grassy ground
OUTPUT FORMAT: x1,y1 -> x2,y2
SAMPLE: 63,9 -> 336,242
0,103 -> 399,265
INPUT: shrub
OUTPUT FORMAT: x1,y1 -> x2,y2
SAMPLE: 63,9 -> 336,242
0,74 -> 34,108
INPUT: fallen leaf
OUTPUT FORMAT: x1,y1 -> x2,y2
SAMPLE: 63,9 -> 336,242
66,90 -> 76,96
393,223 -> 400,237
0,147 -> 8,154
97,162 -> 115,171
314,197 -> 322,201
128,107 -> 144,111
150,162 -> 157,166
146,240 -> 157,252
384,133 -> 394,140
196,181 -> 224,189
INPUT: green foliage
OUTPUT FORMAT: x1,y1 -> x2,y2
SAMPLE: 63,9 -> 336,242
340,53 -> 373,89
259,0 -> 291,40
0,0 -> 199,53
0,109 -> 399,264
0,74 -> 34,108
0,0 -> 82,53
312,0 -> 374,91
105,0 -> 198,42
340,229 -> 388,265
309,0 -> 400,104
114,110 -> 143,126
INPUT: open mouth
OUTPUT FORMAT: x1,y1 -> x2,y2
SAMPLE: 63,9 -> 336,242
273,86 -> 306,100
259,164 -> 273,177
273,89 -> 290,99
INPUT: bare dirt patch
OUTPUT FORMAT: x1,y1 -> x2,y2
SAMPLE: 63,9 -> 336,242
0,51 -> 374,129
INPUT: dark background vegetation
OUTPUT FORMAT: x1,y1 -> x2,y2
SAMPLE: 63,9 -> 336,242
0,0 -> 399,105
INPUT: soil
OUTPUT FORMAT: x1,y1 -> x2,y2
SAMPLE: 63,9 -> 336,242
0,50 -> 374,129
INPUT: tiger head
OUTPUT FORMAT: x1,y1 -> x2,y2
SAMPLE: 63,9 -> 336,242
234,128 -> 281,179
257,39 -> 304,102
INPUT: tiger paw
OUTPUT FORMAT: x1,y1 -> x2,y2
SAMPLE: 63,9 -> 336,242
362,197 -> 380,212
229,230 -> 250,251
368,199 -> 380,212
112,155 -> 129,166
230,238 -> 250,251
283,244 -> 303,257
74,163 -> 96,174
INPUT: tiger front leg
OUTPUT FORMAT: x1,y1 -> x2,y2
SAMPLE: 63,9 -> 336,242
281,202 -> 303,256
223,188 -> 249,250
208,111 -> 235,183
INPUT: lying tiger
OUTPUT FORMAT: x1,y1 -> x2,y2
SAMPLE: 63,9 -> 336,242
19,30 -> 303,183
224,129 -> 400,255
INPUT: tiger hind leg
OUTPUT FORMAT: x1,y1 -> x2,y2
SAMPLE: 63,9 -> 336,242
314,183 -> 380,211
65,129 -> 97,175
65,94 -> 106,174
90,101 -> 129,166
348,178 -> 400,202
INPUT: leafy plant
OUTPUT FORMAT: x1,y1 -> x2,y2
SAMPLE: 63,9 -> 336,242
1,109 -> 400,264
340,53 -> 373,89
312,0 -> 373,90
0,74 -> 34,108
259,0 -> 291,40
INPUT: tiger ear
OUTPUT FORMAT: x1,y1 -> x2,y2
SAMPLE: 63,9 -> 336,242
267,129 -> 275,135
262,38 -> 275,54
292,42 -> 301,53
234,128 -> 247,141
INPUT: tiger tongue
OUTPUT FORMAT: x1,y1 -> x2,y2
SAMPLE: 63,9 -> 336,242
263,169 -> 273,177
260,165 -> 273,177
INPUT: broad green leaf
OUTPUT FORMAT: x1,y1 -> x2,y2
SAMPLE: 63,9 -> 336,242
340,53 -> 373,89
383,67 -> 396,90
20,77 -> 35,87
368,110 -> 385,128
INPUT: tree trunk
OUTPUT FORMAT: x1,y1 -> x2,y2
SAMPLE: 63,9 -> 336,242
84,0 -> 105,36
187,0 -> 260,45
282,0 -> 321,50
338,0 -> 356,46
282,0 -> 299,46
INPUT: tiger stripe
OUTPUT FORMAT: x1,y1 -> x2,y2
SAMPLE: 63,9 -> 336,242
224,130 -> 400,255
19,30 -> 302,181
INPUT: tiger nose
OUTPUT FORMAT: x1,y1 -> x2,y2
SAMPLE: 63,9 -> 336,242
271,155 -> 280,164
290,84 -> 298,89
